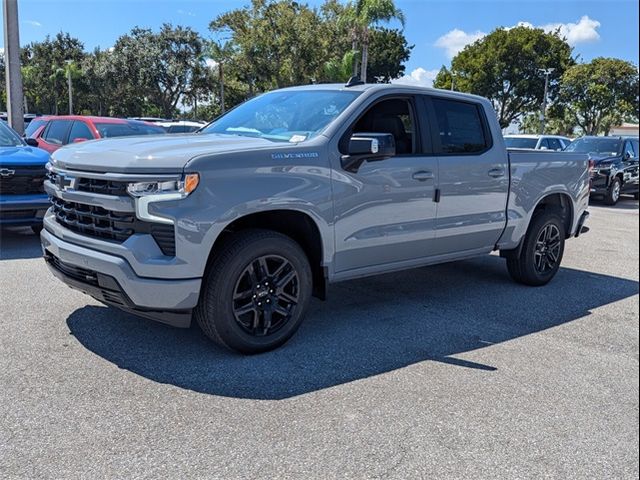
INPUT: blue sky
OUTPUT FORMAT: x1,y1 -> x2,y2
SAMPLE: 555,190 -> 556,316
3,0 -> 639,86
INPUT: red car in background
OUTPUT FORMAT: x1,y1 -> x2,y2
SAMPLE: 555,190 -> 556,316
24,116 -> 166,154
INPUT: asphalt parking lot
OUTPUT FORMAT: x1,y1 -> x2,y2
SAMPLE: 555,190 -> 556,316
1,198 -> 638,479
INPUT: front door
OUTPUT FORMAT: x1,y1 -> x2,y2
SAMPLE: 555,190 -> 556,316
332,96 -> 439,274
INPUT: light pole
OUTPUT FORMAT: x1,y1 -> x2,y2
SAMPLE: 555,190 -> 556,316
65,59 -> 73,115
3,0 -> 25,134
539,68 -> 555,135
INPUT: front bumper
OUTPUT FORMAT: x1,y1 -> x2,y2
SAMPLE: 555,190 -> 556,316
41,227 -> 200,327
0,194 -> 50,226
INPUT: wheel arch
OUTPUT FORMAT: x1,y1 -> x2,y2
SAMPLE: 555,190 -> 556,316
204,209 -> 328,300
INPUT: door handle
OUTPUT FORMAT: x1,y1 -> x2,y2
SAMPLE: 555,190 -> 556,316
412,170 -> 435,181
488,168 -> 506,178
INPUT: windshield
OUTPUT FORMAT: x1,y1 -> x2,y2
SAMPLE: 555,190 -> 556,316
95,121 -> 166,138
505,137 -> 538,149
0,121 -> 25,147
201,90 -> 360,142
565,137 -> 623,156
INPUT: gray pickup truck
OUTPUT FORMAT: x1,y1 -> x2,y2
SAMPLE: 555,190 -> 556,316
41,83 -> 590,353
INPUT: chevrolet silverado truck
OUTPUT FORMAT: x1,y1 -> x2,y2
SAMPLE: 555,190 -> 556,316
565,136 -> 639,205
0,120 -> 50,233
41,83 -> 590,353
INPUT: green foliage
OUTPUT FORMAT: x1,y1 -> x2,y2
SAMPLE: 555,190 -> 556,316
434,26 -> 574,128
4,0 -> 413,118
367,28 -> 413,82
558,57 -> 639,135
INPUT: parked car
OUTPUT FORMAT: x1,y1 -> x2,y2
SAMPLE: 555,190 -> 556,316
25,116 -> 166,154
0,120 -> 50,233
565,136 -> 640,204
504,134 -> 572,151
42,83 -> 590,353
158,120 -> 206,134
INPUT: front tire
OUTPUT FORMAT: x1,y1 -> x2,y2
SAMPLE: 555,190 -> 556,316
31,225 -> 43,235
604,176 -> 622,205
195,230 -> 312,354
507,211 -> 565,286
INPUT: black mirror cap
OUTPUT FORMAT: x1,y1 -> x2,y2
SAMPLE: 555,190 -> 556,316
24,138 -> 39,147
342,133 -> 396,173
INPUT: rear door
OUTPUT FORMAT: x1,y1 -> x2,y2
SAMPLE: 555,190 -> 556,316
424,95 -> 509,255
622,139 -> 639,192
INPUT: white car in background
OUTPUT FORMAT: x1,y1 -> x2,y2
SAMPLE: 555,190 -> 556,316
157,120 -> 207,134
504,134 -> 572,151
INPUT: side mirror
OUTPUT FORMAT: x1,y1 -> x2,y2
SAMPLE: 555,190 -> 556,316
539,146 -> 549,151
342,133 -> 396,173
73,138 -> 89,143
624,151 -> 632,160
24,138 -> 39,147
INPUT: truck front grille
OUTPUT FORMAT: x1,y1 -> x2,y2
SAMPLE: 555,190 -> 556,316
51,197 -> 175,256
0,166 -> 46,194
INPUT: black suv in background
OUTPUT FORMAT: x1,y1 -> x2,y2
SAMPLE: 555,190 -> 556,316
565,136 -> 640,205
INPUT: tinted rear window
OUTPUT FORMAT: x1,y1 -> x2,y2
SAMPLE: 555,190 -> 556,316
94,122 -> 166,138
431,98 -> 489,154
505,137 -> 538,149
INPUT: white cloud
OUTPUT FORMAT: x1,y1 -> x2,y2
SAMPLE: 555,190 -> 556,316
24,20 -> 42,27
391,67 -> 439,88
177,9 -> 195,17
434,16 -> 601,58
538,16 -> 601,44
435,29 -> 486,59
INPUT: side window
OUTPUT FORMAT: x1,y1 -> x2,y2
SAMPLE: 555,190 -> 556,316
349,98 -> 417,155
632,141 -> 639,158
430,98 -> 489,154
623,141 -> 635,159
547,138 -> 562,151
42,120 -> 72,145
539,138 -> 550,149
68,121 -> 95,143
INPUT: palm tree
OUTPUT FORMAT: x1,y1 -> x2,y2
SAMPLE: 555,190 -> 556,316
342,0 -> 405,82
324,50 -> 359,82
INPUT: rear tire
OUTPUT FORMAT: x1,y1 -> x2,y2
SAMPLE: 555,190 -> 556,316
604,177 -> 622,205
195,229 -> 312,354
507,211 -> 565,286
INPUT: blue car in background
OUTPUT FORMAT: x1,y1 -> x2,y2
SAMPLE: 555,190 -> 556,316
0,121 -> 51,234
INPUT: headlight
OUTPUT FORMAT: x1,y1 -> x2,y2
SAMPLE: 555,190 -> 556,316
127,173 -> 199,224
127,173 -> 199,197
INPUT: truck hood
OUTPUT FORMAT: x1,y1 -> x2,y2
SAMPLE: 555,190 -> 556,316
587,153 -> 621,166
51,133 -> 279,173
0,145 -> 50,166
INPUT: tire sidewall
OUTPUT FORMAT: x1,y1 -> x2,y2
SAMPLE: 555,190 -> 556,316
206,234 -> 312,353
522,213 -> 565,285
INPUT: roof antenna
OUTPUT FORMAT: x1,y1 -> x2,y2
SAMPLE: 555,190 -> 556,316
345,76 -> 365,87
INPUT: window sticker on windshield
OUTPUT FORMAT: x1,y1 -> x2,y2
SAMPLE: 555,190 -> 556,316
289,135 -> 307,143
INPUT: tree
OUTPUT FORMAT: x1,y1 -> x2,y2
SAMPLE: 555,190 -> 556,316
210,0 -> 329,92
557,57 -> 639,135
21,33 -> 86,114
208,40 -> 236,113
434,26 -> 574,128
107,24 -> 206,118
341,0 -> 405,82
366,28 -> 412,82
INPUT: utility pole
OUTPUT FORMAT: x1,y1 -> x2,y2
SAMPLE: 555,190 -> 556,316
539,68 -> 555,135
65,59 -> 73,115
2,0 -> 25,134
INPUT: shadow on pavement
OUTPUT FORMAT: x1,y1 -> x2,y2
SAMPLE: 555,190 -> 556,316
589,196 -> 639,211
67,255 -> 638,400
0,227 -> 42,260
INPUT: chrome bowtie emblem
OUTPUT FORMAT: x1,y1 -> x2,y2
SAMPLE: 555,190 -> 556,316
0,168 -> 16,177
56,174 -> 77,191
